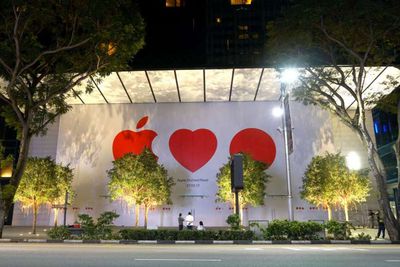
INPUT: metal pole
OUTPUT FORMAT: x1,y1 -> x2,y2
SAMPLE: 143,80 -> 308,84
63,191 -> 69,226
281,83 -> 294,221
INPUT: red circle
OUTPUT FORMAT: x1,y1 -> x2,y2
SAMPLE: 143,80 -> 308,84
229,128 -> 276,166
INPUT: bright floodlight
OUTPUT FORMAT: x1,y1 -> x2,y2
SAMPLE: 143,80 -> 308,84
280,68 -> 299,84
272,107 -> 283,117
346,151 -> 361,170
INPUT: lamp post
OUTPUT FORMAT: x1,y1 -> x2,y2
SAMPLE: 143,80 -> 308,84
277,68 -> 298,221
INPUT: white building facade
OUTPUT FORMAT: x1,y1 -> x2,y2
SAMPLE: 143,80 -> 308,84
12,67 -> 395,228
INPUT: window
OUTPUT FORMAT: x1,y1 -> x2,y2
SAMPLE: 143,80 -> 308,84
230,0 -> 252,5
166,0 -> 184,7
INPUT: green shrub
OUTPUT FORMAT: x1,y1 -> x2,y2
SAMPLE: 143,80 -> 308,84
47,226 -> 71,240
262,220 -> 324,240
287,221 -> 323,240
118,229 -> 254,240
262,220 -> 290,240
79,211 -> 119,240
226,214 -> 241,230
325,221 -> 354,240
216,230 -> 254,240
353,232 -> 371,241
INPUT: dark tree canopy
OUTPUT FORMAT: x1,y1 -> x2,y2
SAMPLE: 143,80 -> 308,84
0,0 -> 145,238
266,0 -> 400,240
266,0 -> 400,67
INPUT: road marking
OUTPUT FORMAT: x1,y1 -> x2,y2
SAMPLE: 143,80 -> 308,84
385,260 -> 400,262
283,247 -> 369,252
244,248 -> 263,251
285,248 -> 301,251
135,259 -> 222,262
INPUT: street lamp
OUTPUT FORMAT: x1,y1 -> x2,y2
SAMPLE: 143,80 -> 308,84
278,68 -> 298,221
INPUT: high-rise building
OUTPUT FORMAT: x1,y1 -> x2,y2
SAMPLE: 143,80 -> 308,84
131,0 -> 288,69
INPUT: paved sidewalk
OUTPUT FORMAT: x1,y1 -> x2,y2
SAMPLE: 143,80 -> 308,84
1,226 -> 51,239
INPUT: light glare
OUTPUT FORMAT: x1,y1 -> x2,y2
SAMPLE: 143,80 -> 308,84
280,68 -> 299,84
272,107 -> 283,117
346,151 -> 361,170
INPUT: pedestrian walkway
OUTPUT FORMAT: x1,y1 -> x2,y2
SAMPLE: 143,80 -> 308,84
1,226 -> 50,239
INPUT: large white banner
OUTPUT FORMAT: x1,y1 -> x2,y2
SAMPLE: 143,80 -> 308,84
48,101 -> 338,227
14,101 -> 358,227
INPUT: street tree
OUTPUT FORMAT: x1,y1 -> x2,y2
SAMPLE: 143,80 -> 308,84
0,0 -> 144,237
302,153 -> 370,221
266,0 -> 400,239
108,149 -> 174,229
216,153 -> 270,223
302,153 -> 340,221
14,157 -> 74,234
52,164 -> 74,226
337,169 -> 371,222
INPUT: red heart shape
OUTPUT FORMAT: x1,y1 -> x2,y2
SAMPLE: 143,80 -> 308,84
169,129 -> 217,172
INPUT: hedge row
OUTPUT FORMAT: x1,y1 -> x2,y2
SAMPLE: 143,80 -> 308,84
119,229 -> 254,240
262,220 -> 356,240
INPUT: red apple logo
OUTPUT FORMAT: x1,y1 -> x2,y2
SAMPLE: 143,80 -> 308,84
229,128 -> 276,166
112,116 -> 158,160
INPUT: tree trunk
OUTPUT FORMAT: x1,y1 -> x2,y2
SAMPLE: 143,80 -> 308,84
343,202 -> 349,222
327,206 -> 332,221
135,205 -> 139,227
54,208 -> 59,227
394,98 -> 400,222
360,126 -> 400,240
0,200 -> 5,239
0,127 -> 31,237
32,198 -> 38,235
144,205 -> 149,229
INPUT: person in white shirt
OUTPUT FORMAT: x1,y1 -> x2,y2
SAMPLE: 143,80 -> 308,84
197,221 -> 205,231
185,212 -> 194,230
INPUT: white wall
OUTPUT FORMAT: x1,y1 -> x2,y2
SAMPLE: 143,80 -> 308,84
12,102 -> 376,227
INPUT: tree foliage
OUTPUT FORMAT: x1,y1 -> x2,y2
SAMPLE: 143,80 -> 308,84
266,0 -> 400,240
0,0 -> 145,237
14,157 -> 74,233
108,149 -> 174,228
216,153 -> 270,222
302,153 -> 370,221
0,144 -> 13,176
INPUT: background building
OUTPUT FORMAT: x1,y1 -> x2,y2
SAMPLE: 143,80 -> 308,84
131,0 -> 288,69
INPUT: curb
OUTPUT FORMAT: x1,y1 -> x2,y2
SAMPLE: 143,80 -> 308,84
0,239 -> 399,244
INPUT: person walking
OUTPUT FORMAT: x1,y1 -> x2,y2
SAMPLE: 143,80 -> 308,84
185,212 -> 194,230
376,216 -> 385,239
178,213 -> 184,231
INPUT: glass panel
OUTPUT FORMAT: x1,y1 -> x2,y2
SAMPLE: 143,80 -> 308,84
117,71 -> 154,103
95,73 -> 131,103
147,70 -> 179,102
256,68 -> 280,101
206,69 -> 232,101
231,68 -> 261,101
74,78 -> 107,104
176,70 -> 203,102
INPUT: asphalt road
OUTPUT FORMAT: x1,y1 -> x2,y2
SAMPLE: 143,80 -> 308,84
0,244 -> 399,267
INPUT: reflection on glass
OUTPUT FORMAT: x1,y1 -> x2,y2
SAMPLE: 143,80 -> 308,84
166,0 -> 184,7
230,0 -> 252,5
